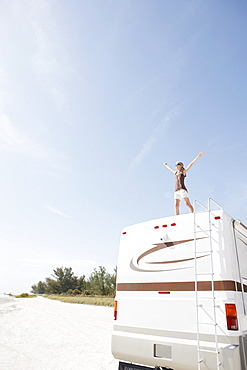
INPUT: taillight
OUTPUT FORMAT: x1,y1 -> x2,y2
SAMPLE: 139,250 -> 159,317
114,300 -> 118,320
225,303 -> 239,330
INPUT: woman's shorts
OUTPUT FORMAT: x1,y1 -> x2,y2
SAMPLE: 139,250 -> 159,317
174,189 -> 189,200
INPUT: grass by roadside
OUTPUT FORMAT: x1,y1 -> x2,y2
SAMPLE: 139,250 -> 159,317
44,295 -> 114,307
11,293 -> 37,298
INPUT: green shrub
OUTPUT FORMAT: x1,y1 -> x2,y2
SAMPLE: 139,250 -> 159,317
82,290 -> 95,296
15,293 -> 37,298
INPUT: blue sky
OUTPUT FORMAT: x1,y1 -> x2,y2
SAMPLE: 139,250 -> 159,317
0,0 -> 247,293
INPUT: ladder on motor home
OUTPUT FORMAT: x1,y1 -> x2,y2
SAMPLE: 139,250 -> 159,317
194,198 -> 222,370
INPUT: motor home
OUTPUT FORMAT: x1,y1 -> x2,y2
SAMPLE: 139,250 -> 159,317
112,200 -> 247,370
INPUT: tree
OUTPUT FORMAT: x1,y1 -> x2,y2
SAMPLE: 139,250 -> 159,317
51,267 -> 78,293
45,277 -> 61,294
31,280 -> 47,294
30,265 -> 116,296
31,284 -> 38,294
88,266 -> 116,295
77,275 -> 87,292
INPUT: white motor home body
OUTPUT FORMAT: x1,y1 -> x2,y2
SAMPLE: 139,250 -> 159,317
112,202 -> 247,370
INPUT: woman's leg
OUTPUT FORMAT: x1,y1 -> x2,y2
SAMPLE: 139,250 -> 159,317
183,197 -> 194,213
175,199 -> 180,215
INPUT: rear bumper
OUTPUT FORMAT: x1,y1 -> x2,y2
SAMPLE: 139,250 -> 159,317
112,329 -> 243,370
118,362 -> 167,370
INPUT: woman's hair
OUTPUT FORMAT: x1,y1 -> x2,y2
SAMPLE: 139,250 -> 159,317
176,162 -> 185,173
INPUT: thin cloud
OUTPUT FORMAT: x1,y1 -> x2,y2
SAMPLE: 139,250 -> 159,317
45,205 -> 66,217
0,113 -> 48,158
128,107 -> 179,174
0,113 -> 69,172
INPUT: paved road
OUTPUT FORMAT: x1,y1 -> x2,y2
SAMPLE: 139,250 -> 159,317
0,295 -> 118,370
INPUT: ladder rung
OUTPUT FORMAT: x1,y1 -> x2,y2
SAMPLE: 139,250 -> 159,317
198,349 -> 219,354
194,233 -> 211,236
194,250 -> 212,253
195,273 -> 214,276
197,321 -> 217,326
196,303 -> 217,307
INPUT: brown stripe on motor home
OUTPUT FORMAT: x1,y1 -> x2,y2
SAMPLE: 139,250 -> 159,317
117,280 -> 247,292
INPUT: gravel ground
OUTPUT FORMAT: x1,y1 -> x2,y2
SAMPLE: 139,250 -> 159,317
0,295 -> 119,370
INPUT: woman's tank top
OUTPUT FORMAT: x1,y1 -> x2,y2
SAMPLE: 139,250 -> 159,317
175,172 -> 187,192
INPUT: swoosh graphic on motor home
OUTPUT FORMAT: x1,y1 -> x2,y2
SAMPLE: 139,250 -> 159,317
147,254 -> 208,265
130,237 -> 208,272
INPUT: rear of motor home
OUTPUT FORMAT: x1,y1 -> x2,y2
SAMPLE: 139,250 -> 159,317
112,201 -> 247,370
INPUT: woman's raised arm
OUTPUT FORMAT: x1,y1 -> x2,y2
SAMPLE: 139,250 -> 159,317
185,152 -> 204,172
164,162 -> 176,174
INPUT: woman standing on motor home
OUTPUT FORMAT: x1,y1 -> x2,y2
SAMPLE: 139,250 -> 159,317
164,152 -> 204,215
